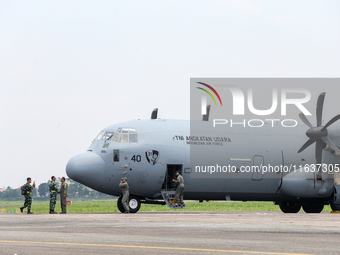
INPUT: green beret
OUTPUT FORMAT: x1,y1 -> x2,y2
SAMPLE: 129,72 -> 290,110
121,177 -> 127,180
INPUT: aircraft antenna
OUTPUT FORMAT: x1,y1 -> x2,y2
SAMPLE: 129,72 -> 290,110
151,108 -> 158,119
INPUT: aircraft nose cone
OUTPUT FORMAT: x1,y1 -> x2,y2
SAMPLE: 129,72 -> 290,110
66,152 -> 105,187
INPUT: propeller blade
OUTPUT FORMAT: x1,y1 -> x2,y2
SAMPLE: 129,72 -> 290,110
321,136 -> 340,154
297,138 -> 315,153
299,112 -> 313,129
316,92 -> 325,127
315,141 -> 323,166
321,114 -> 340,131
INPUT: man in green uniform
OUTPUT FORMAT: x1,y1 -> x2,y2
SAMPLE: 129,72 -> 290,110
173,171 -> 185,204
20,177 -> 36,214
59,177 -> 68,214
49,176 -> 58,214
119,177 -> 130,213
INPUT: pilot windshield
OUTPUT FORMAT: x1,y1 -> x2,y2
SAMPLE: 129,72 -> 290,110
94,131 -> 114,141
112,127 -> 138,143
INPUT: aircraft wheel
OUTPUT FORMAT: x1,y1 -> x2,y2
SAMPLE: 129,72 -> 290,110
128,196 -> 141,213
117,196 -> 125,213
117,196 -> 141,213
279,202 -> 301,213
330,200 -> 340,211
330,192 -> 340,211
302,204 -> 324,213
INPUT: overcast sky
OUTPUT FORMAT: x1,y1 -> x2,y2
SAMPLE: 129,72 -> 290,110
1,0 -> 339,188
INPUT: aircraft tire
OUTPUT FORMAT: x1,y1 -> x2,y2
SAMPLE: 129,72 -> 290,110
330,202 -> 340,211
117,196 -> 125,213
329,195 -> 340,211
128,196 -> 141,213
279,202 -> 301,213
117,196 -> 141,213
302,204 -> 324,213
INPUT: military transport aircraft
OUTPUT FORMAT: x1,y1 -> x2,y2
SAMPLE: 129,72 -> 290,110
66,93 -> 340,213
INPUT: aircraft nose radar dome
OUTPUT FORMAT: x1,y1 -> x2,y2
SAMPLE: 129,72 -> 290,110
66,152 -> 105,189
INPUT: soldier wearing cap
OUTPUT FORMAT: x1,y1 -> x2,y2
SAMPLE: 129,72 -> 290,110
119,177 -> 130,213
173,171 -> 185,204
49,176 -> 58,214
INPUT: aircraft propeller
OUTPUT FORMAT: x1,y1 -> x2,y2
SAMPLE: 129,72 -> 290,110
298,93 -> 340,166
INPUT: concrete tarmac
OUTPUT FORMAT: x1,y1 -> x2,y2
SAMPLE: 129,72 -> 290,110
0,211 -> 340,255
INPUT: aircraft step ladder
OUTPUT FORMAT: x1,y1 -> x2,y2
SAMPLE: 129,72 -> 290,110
161,190 -> 186,209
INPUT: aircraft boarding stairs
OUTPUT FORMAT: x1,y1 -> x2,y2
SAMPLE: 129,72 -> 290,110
161,190 -> 186,209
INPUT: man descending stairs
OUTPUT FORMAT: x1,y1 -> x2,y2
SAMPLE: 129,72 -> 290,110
161,171 -> 186,209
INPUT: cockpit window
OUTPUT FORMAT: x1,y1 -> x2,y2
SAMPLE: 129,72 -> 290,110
94,131 -> 105,141
102,132 -> 114,140
119,134 -> 129,143
112,128 -> 121,142
94,131 -> 114,141
129,128 -> 137,133
112,127 -> 138,143
129,128 -> 138,143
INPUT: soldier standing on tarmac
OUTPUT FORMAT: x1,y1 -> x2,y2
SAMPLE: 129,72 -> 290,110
49,176 -> 58,214
59,177 -> 68,214
119,177 -> 130,213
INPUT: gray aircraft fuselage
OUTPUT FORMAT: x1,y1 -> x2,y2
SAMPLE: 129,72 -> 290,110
66,119 -> 340,205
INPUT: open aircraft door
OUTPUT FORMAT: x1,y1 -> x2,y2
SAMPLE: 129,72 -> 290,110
161,164 -> 185,209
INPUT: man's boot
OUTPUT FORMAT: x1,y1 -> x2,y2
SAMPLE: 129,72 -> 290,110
20,207 -> 24,213
50,210 -> 57,214
27,210 -> 33,214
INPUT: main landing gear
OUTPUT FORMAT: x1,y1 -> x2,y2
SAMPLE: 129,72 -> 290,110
302,204 -> 324,213
279,202 -> 301,213
117,196 -> 141,213
279,201 -> 324,213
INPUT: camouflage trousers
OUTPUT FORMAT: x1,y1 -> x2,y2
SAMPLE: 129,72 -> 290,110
49,193 -> 57,211
23,195 -> 32,211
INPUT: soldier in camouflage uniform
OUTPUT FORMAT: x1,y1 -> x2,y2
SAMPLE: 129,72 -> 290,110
49,176 -> 58,214
59,177 -> 68,214
119,177 -> 130,213
173,171 -> 185,204
20,177 -> 35,214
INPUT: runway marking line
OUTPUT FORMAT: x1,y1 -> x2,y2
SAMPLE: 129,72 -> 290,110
0,240 -> 313,255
